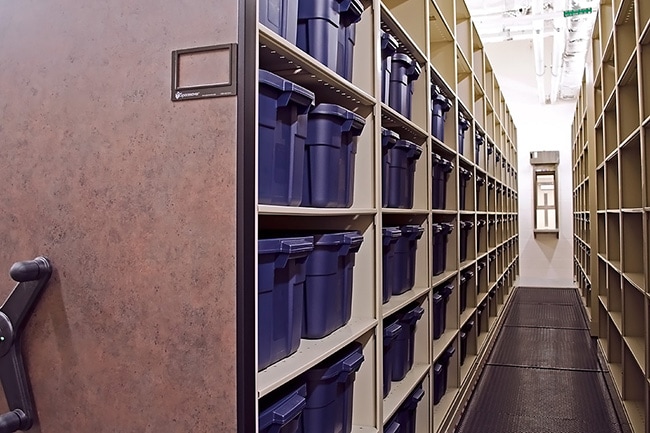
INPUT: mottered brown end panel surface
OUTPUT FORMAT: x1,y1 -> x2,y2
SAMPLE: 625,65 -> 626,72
0,1 -> 240,432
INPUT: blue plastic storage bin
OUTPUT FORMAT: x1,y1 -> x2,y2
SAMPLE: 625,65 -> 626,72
477,302 -> 486,334
383,321 -> 402,398
458,112 -> 470,155
303,232 -> 363,339
460,320 -> 474,366
459,167 -> 472,211
475,177 -> 485,209
301,342 -> 364,433
392,225 -> 424,295
433,363 -> 443,405
337,0 -> 363,81
391,304 -> 425,381
459,221 -> 473,262
433,283 -> 453,339
298,0 -> 363,77
389,53 -> 421,119
476,260 -> 486,294
258,236 -> 314,370
474,131 -> 484,165
433,345 -> 455,405
260,0 -> 299,43
432,222 -> 453,276
432,291 -> 442,341
432,153 -> 454,210
381,128 -> 400,208
303,103 -> 366,208
384,420 -> 401,433
394,384 -> 425,433
259,70 -> 315,206
297,0 -> 342,71
382,227 -> 402,304
259,383 -> 307,433
460,320 -> 474,365
431,85 -> 452,143
386,139 -> 422,209
381,31 -> 399,104
460,271 -> 474,314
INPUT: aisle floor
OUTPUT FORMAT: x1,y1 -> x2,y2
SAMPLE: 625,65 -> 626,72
455,287 -> 631,433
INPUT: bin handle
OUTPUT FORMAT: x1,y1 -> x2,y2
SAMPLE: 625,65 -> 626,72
0,257 -> 52,433
340,351 -> 364,377
270,393 -> 306,426
385,422 -> 401,433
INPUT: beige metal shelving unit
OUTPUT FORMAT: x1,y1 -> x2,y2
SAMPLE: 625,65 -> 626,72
573,1 -> 650,432
256,1 -> 520,431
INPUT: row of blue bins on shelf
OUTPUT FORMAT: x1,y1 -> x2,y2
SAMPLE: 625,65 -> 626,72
433,345 -> 455,405
258,232 -> 363,371
433,282 -> 453,340
260,0 -> 364,81
432,153 -> 453,210
384,384 -> 425,433
432,222 -> 453,276
382,225 -> 424,304
380,31 -> 422,120
259,70 -> 366,208
259,342 -> 364,433
381,128 -> 422,209
383,303 -> 425,397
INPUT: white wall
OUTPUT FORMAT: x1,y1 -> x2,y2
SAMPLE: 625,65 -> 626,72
485,40 -> 576,287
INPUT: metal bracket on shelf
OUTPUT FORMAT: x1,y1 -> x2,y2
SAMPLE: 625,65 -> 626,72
0,257 -> 52,433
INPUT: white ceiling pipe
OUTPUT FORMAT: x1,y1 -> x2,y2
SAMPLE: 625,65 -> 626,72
532,0 -> 546,103
549,0 -> 566,103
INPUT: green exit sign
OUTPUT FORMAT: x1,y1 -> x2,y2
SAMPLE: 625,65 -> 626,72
564,7 -> 593,17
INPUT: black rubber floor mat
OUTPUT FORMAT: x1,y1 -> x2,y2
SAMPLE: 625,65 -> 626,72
505,303 -> 588,329
488,327 -> 603,371
514,287 -> 579,305
455,366 -> 624,433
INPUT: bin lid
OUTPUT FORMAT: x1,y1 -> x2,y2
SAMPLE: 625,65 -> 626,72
460,167 -> 472,179
401,225 -> 425,239
395,139 -> 423,160
258,236 -> 314,256
381,128 -> 400,148
312,232 -> 359,247
463,271 -> 475,279
258,384 -> 307,430
383,227 -> 402,243
391,52 -> 414,67
477,262 -> 486,270
432,293 -> 443,303
384,322 -> 402,344
310,103 -> 366,136
445,345 -> 456,358
433,363 -> 443,374
384,421 -> 401,433
401,385 -> 425,409
381,31 -> 399,55
461,221 -> 474,230
305,342 -> 364,382
441,222 -> 454,234
339,0 -> 364,25
441,158 -> 454,172
400,305 -> 425,324
431,223 -> 442,234
431,85 -> 452,111
460,331 -> 466,340
458,112 -> 470,130
259,70 -> 315,112
476,219 -> 486,227
476,177 -> 485,186
462,320 -> 475,332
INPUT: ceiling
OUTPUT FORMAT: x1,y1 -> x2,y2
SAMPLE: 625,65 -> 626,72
464,0 -> 599,104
